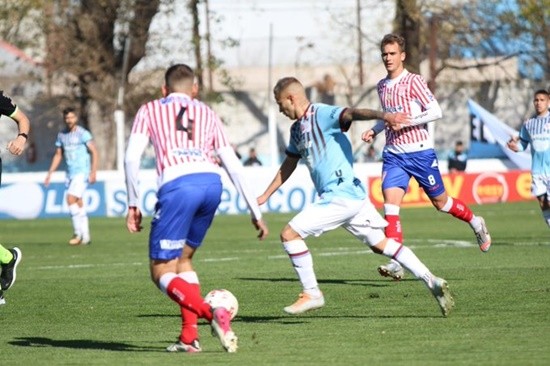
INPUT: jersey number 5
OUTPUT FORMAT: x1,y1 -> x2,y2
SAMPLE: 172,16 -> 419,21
175,106 -> 194,140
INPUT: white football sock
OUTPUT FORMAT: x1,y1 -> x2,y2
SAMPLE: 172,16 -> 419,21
69,203 -> 81,237
79,206 -> 90,241
283,239 -> 321,297
383,238 -> 433,287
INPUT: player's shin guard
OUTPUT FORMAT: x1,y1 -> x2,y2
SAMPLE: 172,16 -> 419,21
178,272 -> 200,343
79,207 -> 90,242
283,240 -> 320,295
69,203 -> 81,236
384,204 -> 402,243
382,238 -> 432,282
440,196 -> 474,222
160,273 -> 212,321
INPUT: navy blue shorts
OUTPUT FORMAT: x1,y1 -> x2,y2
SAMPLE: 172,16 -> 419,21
381,149 -> 445,198
149,173 -> 222,261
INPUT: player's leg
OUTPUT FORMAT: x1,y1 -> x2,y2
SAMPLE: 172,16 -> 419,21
411,150 -> 491,252
166,250 -> 202,353
381,153 -> 409,243
344,206 -> 454,316
152,174 -> 237,352
167,185 -> 224,353
0,244 -> 22,292
282,198 -> 362,314
379,153 -> 409,279
533,175 -> 550,228
66,174 -> 89,245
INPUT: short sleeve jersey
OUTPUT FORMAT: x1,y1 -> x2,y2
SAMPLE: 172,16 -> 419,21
0,91 -> 17,118
286,103 -> 366,201
55,126 -> 93,178
519,113 -> 550,176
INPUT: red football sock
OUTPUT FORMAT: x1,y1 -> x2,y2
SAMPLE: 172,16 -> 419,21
180,283 -> 200,344
446,197 -> 474,222
385,214 -> 403,243
166,277 -> 213,321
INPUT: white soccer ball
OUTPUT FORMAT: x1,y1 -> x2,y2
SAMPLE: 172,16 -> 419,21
204,289 -> 239,320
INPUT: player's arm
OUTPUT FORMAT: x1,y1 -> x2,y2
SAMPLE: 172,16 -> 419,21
257,154 -> 299,205
218,145 -> 269,240
340,107 -> 410,137
407,100 -> 442,126
44,147 -> 63,187
124,133 -> 149,233
86,140 -> 99,184
6,107 -> 31,156
507,126 -> 529,152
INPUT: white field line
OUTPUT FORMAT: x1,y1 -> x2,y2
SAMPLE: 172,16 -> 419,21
32,239 -> 548,271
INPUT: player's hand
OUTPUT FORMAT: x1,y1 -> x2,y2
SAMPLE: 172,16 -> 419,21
126,206 -> 143,233
252,218 -> 269,240
89,171 -> 97,184
507,136 -> 519,152
384,112 -> 410,131
7,135 -> 26,155
257,194 -> 268,206
361,129 -> 376,143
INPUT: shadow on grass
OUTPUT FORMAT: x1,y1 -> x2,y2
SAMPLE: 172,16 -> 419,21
237,276 -> 416,286
9,337 -> 160,352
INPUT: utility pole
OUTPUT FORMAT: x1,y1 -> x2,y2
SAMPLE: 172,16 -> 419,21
204,0 -> 214,92
356,0 -> 364,86
428,16 -> 438,93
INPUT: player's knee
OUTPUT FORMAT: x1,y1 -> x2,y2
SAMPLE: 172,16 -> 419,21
280,224 -> 300,242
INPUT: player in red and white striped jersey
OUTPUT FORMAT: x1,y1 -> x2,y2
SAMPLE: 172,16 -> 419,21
124,64 -> 268,353
362,34 -> 491,280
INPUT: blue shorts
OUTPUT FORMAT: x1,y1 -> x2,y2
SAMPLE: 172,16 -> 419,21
381,149 -> 445,197
149,173 -> 222,261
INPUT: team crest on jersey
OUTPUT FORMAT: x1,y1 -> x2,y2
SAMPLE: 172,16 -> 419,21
397,84 -> 408,96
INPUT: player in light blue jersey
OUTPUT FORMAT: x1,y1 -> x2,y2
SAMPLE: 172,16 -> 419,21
508,89 -> 550,228
45,107 -> 98,245
257,77 -> 455,317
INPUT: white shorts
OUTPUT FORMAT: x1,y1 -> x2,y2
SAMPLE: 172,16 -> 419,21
289,197 -> 387,247
531,175 -> 550,197
66,173 -> 88,198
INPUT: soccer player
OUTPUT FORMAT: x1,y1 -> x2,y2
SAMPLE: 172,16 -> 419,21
124,64 -> 268,353
0,90 -> 29,305
257,76 -> 454,317
44,107 -> 98,245
362,34 -> 491,280
507,89 -> 550,228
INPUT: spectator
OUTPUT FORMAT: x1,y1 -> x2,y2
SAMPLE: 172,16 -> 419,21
244,148 -> 262,166
448,140 -> 468,173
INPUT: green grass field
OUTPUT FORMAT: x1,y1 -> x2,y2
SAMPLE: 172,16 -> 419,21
1,201 -> 549,365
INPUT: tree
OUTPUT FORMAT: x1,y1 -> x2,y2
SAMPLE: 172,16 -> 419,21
394,0 -> 421,73
43,0 -> 161,169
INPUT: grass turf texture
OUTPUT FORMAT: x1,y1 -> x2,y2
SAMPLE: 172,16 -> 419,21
0,201 -> 549,365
